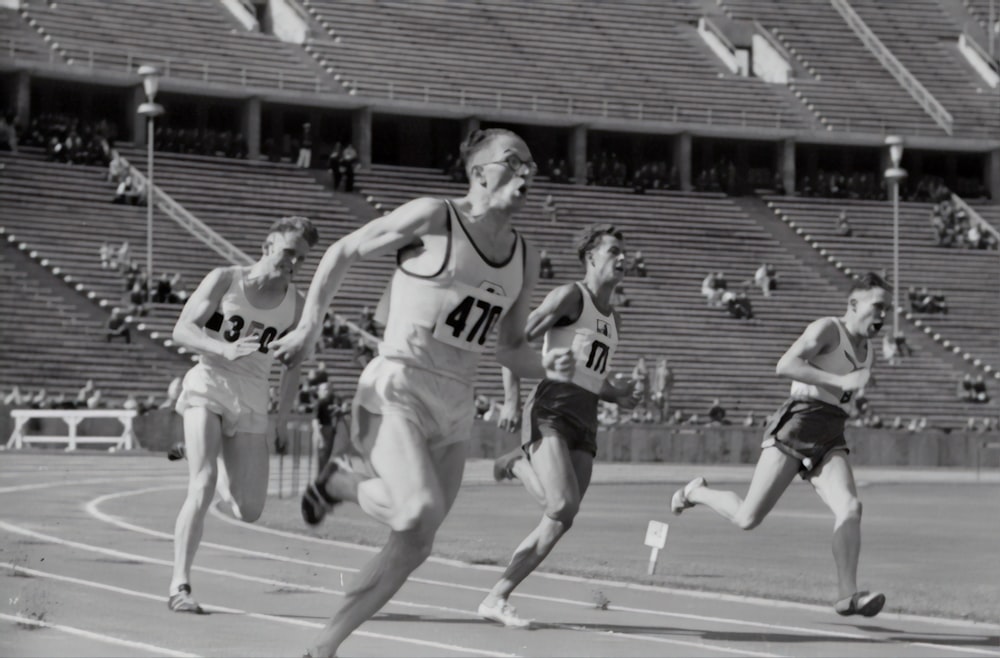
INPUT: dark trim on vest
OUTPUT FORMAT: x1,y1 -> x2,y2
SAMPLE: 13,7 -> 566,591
396,199 -> 453,280
453,202 -> 520,268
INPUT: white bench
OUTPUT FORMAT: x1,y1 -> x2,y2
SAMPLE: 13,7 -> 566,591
6,409 -> 138,451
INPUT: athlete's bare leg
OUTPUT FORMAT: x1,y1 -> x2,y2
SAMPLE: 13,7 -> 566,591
510,455 -> 547,506
484,436 -> 593,605
171,408 -> 223,593
216,432 -> 270,522
808,450 -> 862,599
306,413 -> 467,658
686,446 -> 801,529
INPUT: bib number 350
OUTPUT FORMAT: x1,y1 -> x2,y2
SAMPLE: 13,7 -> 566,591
444,295 -> 503,346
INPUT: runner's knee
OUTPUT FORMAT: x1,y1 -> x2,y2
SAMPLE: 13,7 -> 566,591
230,493 -> 265,523
835,497 -> 862,523
544,495 -> 580,529
732,509 -> 764,531
389,495 -> 445,534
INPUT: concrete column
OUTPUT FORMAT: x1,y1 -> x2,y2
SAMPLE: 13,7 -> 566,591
460,117 -> 480,140
673,132 -> 692,191
131,85 -> 147,146
987,148 -> 1000,203
570,125 -> 587,185
779,138 -> 796,195
14,71 -> 30,125
351,106 -> 372,167
242,97 -> 261,160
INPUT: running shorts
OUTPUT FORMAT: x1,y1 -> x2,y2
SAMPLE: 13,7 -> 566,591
762,397 -> 849,478
522,379 -> 600,457
175,362 -> 268,437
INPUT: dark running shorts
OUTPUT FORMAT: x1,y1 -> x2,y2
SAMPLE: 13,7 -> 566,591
762,398 -> 850,479
521,379 -> 599,457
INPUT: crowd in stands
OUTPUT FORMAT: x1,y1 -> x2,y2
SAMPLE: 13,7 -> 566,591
929,198 -> 999,249
1,378 -> 172,414
958,374 -> 990,404
327,142 -> 359,192
14,113 -> 117,167
908,287 -> 948,315
701,270 -> 757,320
154,126 -> 248,160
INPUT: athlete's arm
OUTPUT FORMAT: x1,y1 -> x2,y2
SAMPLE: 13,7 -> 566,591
273,293 -> 306,451
598,310 -> 638,408
497,367 -> 521,433
495,249 -> 572,380
271,197 -> 446,367
171,266 -> 259,359
776,318 -> 870,391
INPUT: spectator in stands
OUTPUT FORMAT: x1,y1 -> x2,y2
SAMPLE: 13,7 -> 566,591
0,111 -> 17,152
114,241 -> 131,274
168,272 -> 188,304
707,398 -> 728,424
723,289 -> 753,320
631,251 -> 647,278
29,388 -> 49,409
542,194 -> 559,223
100,242 -> 115,270
835,209 -> 852,237
108,152 -> 127,183
650,356 -> 674,422
958,374 -> 977,402
742,410 -> 755,427
973,375 -> 990,403
328,142 -> 343,190
630,357 -> 650,423
539,250 -> 554,279
106,307 -> 131,344
113,175 -> 145,205
123,394 -> 140,411
153,272 -> 173,304
907,417 -> 927,433
125,281 -> 148,316
341,143 -> 358,192
754,263 -> 776,297
315,382 -> 345,470
702,271 -> 726,306
3,386 -> 27,407
86,389 -> 103,409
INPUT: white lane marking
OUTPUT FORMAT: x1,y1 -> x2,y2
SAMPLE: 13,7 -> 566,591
0,476 -> 184,495
0,561 -> 516,658
87,490 -> 1000,657
0,611 -> 200,657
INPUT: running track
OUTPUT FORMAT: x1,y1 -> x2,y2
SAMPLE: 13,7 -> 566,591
2,453 -> 999,658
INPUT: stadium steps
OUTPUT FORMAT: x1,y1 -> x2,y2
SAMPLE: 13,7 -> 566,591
0,239 -> 191,404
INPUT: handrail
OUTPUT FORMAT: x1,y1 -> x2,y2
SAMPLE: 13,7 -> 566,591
950,193 -> 1000,243
119,155 -> 253,267
119,152 -> 380,346
830,0 -> 954,135
961,26 -> 999,72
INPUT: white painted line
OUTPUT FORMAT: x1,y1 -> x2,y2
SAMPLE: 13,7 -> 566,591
84,490 -> 1000,656
0,611 -> 200,657
0,475 -> 183,495
0,561 -> 517,658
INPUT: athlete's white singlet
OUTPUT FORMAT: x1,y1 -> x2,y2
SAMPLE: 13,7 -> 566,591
541,282 -> 619,395
378,200 -> 525,382
788,317 -> 872,413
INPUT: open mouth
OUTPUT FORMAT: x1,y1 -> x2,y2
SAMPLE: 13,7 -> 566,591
872,321 -> 884,333
517,183 -> 529,196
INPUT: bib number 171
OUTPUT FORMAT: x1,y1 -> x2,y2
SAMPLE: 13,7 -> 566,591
444,296 -> 502,346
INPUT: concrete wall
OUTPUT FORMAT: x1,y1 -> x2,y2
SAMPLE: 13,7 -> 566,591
3,406 -> 997,468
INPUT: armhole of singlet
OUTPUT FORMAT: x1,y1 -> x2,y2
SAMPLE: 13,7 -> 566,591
553,282 -> 586,328
396,199 -> 452,279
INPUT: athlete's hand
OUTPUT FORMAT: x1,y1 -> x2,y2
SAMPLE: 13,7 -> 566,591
497,400 -> 521,433
543,348 -> 575,381
222,335 -> 260,360
270,326 -> 316,369
614,378 -> 642,411
839,369 -> 870,392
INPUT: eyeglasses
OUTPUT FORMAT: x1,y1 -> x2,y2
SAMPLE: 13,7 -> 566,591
482,154 -> 538,177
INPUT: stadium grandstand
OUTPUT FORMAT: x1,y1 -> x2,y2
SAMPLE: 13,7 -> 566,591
1,0 -> 999,438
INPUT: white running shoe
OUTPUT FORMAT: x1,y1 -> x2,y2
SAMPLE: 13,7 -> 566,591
670,476 -> 707,515
478,598 -> 532,628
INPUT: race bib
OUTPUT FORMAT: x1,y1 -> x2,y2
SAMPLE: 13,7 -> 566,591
432,281 -> 512,353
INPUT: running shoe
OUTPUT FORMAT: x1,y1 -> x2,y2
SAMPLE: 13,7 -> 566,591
670,476 -> 707,515
301,457 -> 346,526
167,584 -> 204,614
478,597 -> 532,628
166,442 -> 186,462
835,591 -> 885,617
492,448 -> 523,482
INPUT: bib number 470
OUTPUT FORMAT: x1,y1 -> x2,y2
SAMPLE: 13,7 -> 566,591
444,296 -> 502,346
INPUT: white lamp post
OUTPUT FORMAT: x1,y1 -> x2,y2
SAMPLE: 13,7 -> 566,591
137,65 -> 164,304
884,135 -> 907,340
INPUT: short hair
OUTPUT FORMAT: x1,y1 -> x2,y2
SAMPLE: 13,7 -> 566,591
575,224 -> 624,263
850,271 -> 891,294
459,128 -> 520,176
267,215 -> 319,247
